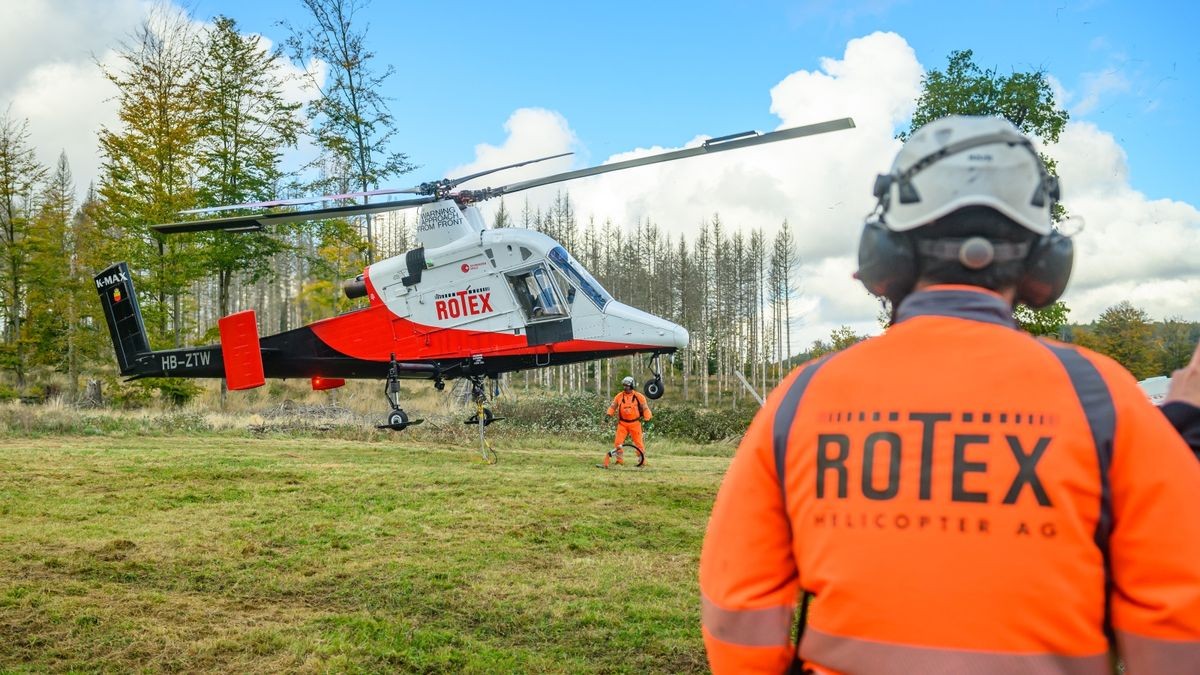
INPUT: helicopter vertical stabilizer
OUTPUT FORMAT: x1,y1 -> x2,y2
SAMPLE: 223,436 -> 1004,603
94,262 -> 151,376
217,310 -> 265,390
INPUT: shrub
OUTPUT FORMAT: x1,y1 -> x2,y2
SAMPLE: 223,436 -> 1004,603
650,404 -> 757,443
502,392 -> 609,435
108,379 -> 152,409
141,378 -> 203,407
499,393 -> 758,444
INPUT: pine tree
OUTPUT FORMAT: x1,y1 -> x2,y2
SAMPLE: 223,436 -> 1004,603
0,111 -> 48,388
493,199 -> 511,228
26,153 -> 74,393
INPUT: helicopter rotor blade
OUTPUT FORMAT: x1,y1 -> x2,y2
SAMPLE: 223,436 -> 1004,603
469,117 -> 855,201
400,151 -> 576,197
154,196 -> 439,234
179,187 -> 425,215
444,152 -> 574,189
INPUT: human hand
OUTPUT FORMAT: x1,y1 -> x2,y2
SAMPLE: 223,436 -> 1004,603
1166,341 -> 1200,407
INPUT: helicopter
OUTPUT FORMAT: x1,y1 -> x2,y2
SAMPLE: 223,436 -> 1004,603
94,117 -> 855,456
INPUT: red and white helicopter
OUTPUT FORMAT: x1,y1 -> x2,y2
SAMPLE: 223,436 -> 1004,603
95,117 -> 854,451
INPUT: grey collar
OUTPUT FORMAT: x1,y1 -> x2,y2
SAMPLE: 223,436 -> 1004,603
895,287 -> 1016,328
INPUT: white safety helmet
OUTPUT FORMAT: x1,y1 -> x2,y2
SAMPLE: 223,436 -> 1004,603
622,376 -> 635,387
874,116 -> 1058,235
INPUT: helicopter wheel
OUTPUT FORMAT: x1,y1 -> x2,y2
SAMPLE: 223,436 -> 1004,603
388,410 -> 409,427
644,377 -> 664,400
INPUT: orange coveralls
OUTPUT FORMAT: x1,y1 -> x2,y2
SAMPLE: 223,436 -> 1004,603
700,286 -> 1200,674
607,389 -> 652,463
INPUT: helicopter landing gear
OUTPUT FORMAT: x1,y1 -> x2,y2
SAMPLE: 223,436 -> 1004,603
377,354 -> 424,431
463,376 -> 500,464
644,353 -> 666,400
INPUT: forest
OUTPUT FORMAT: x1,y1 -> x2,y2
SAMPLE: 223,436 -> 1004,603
0,4 -> 1195,409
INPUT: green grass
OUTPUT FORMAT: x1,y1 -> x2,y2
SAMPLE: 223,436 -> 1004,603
0,433 -> 733,673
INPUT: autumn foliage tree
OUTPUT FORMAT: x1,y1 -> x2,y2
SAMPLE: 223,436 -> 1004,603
1073,301 -> 1158,379
97,7 -> 203,347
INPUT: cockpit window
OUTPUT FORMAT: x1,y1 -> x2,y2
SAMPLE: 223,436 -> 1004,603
506,265 -> 567,321
548,246 -> 611,310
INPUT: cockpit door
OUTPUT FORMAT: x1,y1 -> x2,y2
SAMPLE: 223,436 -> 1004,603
505,264 -> 573,345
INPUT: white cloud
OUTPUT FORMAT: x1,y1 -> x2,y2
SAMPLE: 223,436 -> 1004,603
446,108 -> 579,189
465,32 -> 922,348
7,55 -> 121,193
0,0 -> 145,88
1,1 -> 322,201
0,0 -> 146,197
1051,121 -> 1200,322
460,31 -> 1199,353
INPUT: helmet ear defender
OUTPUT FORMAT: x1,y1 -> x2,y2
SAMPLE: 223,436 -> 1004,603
857,118 -> 1073,310
1015,231 -> 1073,309
855,218 -> 917,304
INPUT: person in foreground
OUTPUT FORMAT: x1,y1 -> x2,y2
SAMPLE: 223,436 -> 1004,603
699,115 -> 1200,674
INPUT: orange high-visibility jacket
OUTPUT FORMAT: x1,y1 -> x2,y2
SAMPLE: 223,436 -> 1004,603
700,286 -> 1200,674
608,390 -> 652,422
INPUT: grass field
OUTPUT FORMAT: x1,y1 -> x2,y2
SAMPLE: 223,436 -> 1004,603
0,429 -> 734,673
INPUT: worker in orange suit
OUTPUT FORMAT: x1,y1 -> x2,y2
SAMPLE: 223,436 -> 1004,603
601,375 -> 651,467
700,115 -> 1200,674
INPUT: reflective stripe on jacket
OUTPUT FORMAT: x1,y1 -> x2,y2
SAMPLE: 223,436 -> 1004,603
608,390 -> 651,422
700,286 -> 1200,674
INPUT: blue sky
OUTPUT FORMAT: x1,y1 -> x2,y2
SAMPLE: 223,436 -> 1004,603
4,0 -> 1198,348
190,0 -> 1198,205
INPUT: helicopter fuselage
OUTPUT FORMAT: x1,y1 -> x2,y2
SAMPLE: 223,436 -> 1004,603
97,200 -> 688,388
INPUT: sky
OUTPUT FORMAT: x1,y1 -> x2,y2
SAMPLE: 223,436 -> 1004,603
3,0 -> 1198,353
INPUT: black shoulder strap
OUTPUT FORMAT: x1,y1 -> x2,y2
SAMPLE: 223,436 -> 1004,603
770,355 -> 834,672
1039,340 -> 1116,644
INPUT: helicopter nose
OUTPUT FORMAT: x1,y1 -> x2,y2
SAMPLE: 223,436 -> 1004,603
673,325 -> 689,349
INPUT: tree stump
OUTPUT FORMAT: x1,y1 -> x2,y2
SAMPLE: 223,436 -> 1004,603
82,379 -> 103,407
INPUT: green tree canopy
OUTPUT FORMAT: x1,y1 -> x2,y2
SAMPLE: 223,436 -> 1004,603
1156,318 -> 1200,375
903,49 -> 1068,145
1014,302 -> 1070,337
806,325 -> 868,360
902,49 -> 1073,325
903,49 -> 1069,220
195,15 -> 304,318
